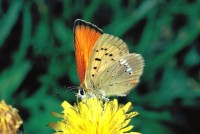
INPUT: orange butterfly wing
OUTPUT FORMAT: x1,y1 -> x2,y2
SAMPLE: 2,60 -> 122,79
74,19 -> 103,83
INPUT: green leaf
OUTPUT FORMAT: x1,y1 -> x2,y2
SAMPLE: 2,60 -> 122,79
0,0 -> 23,47
0,61 -> 31,100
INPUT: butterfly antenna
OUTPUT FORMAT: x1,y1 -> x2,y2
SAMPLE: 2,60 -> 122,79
54,93 -> 63,101
65,86 -> 80,96
66,86 -> 79,89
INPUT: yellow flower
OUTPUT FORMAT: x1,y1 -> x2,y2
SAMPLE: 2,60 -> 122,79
0,100 -> 23,134
49,98 -> 140,134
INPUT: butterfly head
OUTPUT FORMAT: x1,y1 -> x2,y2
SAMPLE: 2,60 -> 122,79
76,87 -> 85,99
77,84 -> 109,101
77,87 -> 97,100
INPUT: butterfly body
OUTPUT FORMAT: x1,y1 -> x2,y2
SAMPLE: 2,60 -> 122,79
74,19 -> 144,100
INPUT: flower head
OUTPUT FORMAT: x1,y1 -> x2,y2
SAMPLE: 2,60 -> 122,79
49,98 -> 139,134
0,100 -> 23,134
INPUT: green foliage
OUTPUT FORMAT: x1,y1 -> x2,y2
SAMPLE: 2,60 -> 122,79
0,0 -> 200,133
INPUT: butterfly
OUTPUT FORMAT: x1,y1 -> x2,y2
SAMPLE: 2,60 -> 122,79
74,19 -> 144,100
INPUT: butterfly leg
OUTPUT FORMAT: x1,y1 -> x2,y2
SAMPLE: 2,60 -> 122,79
101,95 -> 109,102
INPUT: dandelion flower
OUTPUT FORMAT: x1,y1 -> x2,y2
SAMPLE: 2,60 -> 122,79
49,98 -> 139,134
0,100 -> 23,134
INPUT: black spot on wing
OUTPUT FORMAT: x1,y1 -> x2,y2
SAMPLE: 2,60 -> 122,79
95,58 -> 101,61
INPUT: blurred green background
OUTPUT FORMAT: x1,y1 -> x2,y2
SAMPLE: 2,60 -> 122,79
0,0 -> 200,133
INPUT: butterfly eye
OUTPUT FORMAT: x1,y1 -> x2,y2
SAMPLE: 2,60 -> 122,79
79,88 -> 85,96
77,88 -> 86,100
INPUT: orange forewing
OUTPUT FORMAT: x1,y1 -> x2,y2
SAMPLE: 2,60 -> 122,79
74,19 -> 103,83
